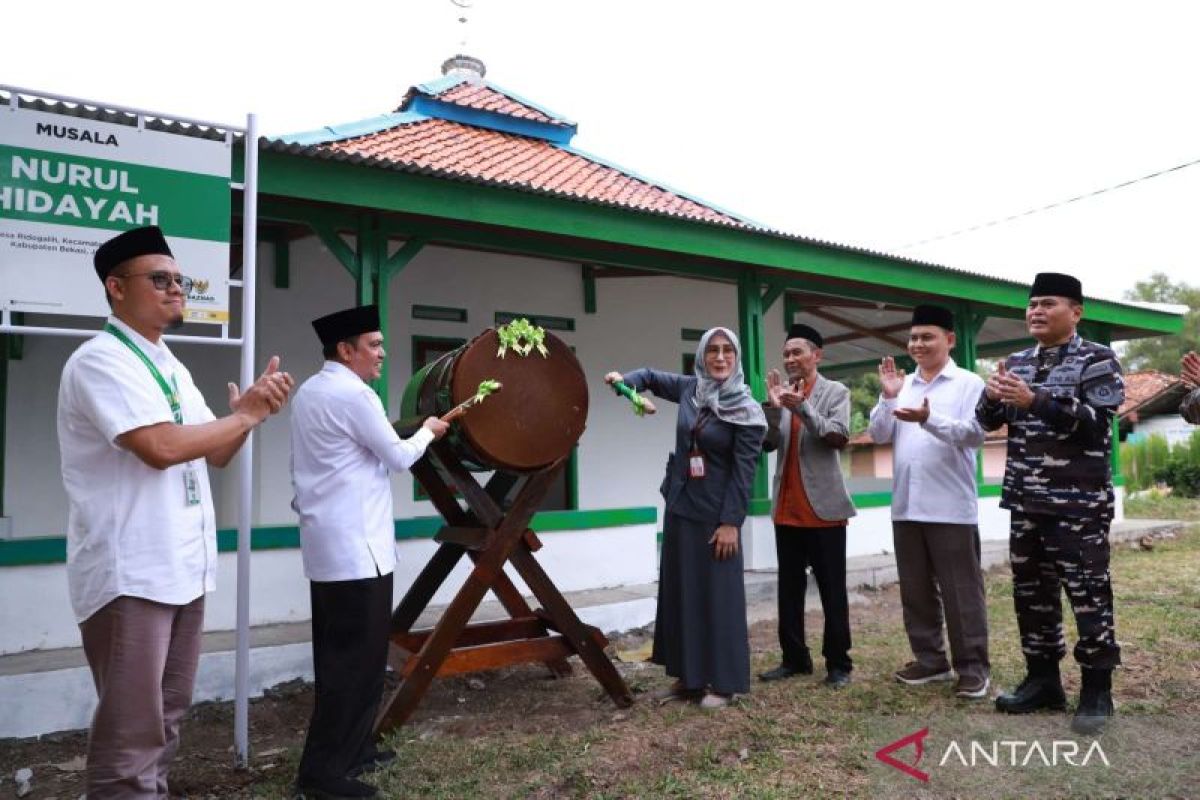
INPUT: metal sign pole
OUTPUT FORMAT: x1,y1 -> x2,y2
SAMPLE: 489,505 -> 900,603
233,112 -> 259,769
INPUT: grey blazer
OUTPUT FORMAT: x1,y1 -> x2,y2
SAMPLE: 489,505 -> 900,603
763,373 -> 857,522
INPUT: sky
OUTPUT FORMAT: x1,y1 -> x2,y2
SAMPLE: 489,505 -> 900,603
4,0 -> 1199,303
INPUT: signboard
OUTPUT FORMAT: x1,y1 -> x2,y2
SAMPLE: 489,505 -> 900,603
0,106 -> 232,323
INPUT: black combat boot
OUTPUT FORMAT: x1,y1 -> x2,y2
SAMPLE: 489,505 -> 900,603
1071,667 -> 1114,735
995,657 -> 1067,714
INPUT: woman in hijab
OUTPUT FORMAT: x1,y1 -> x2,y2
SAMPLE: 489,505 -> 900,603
605,327 -> 767,708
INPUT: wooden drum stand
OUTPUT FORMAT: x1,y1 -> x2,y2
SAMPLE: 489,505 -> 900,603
375,436 -> 634,733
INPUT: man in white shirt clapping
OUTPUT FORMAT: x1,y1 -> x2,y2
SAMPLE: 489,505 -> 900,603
867,304 -> 990,700
58,225 -> 293,798
290,305 -> 447,800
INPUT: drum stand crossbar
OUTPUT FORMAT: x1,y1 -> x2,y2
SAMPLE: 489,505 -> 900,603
375,438 -> 634,732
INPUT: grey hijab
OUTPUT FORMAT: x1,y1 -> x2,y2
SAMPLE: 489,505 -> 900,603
693,327 -> 767,429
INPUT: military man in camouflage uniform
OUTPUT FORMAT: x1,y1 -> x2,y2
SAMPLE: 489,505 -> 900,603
976,272 -> 1124,735
1179,351 -> 1200,424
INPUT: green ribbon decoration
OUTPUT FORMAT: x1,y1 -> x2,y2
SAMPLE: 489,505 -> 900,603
496,318 -> 549,359
611,380 -> 648,416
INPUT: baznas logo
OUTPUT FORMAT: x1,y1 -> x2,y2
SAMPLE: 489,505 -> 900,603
875,728 -> 930,783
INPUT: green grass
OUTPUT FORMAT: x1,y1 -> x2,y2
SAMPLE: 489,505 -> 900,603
1124,490 -> 1200,520
252,526 -> 1200,798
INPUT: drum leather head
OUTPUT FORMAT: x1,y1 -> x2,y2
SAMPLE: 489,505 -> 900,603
449,329 -> 588,471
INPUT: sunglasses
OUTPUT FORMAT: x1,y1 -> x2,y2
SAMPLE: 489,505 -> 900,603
116,270 -> 195,293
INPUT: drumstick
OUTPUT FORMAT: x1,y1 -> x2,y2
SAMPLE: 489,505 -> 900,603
611,380 -> 656,416
441,379 -> 503,423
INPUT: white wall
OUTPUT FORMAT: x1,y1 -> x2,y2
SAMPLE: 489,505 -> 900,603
9,236 -> 1133,656
1134,414 -> 1197,448
0,521 -> 657,655
4,238 -> 804,538
2,236 -> 735,654
743,495 -> 1016,570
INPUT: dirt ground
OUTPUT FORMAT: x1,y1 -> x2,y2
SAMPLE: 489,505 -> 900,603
3,526 -> 1197,798
0,592 -> 801,799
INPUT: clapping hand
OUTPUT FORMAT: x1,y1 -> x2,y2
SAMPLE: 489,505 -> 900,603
988,362 -> 1036,409
229,356 -> 294,423
878,357 -> 905,399
767,369 -> 803,409
893,397 -> 930,423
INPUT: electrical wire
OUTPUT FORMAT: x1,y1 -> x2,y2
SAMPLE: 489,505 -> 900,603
895,156 -> 1200,251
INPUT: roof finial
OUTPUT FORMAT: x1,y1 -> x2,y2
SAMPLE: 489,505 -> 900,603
443,0 -> 485,83
441,54 -> 487,82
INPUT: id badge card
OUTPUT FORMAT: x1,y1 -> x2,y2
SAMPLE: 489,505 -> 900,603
688,451 -> 706,479
183,466 -> 202,506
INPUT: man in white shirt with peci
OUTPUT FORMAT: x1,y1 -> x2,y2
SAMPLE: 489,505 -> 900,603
290,304 -> 448,800
868,304 -> 990,700
58,225 -> 292,798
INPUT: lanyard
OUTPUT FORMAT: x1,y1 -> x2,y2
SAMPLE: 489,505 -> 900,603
689,408 -> 714,453
105,323 -> 183,424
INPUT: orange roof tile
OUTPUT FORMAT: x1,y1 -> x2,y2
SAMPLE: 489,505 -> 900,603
321,118 -> 745,226
1119,370 -> 1180,415
429,82 -> 566,126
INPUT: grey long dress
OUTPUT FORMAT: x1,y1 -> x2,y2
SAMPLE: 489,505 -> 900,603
623,368 -> 765,695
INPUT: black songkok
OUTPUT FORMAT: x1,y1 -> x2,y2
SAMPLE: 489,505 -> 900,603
312,305 -> 381,347
94,226 -> 173,281
911,304 -> 955,331
787,323 -> 824,348
1030,272 -> 1083,303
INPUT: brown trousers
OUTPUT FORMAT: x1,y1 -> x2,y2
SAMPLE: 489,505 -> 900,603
892,522 -> 989,680
79,594 -> 205,799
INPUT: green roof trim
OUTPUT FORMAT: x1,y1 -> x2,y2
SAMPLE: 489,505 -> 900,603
249,149 -> 1182,337
277,111 -> 428,146
0,507 -> 658,568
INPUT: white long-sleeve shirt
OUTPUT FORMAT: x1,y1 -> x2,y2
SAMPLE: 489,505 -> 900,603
290,361 -> 434,581
867,358 -> 985,524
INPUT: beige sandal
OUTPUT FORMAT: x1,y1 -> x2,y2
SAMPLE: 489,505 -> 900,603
699,691 -> 733,710
651,680 -> 700,704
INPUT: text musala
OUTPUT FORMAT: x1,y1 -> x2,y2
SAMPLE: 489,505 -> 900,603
36,123 -> 119,147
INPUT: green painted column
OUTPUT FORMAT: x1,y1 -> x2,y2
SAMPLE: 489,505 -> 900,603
377,236 -> 428,410
737,268 -> 770,508
272,233 -> 290,289
954,304 -> 985,483
355,215 -> 377,309
952,304 -> 982,372
582,265 -> 597,314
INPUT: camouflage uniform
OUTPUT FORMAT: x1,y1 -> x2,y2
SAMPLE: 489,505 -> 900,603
976,334 -> 1124,669
1181,386 -> 1200,425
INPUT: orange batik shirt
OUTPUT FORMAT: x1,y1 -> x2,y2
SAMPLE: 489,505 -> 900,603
774,382 -> 845,528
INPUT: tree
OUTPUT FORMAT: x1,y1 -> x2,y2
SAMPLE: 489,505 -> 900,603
846,371 -> 882,434
1121,273 -> 1200,373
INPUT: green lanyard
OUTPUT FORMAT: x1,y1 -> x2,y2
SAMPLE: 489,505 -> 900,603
105,323 -> 183,424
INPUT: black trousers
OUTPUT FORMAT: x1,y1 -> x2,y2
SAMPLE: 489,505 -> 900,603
297,572 -> 393,784
774,525 -> 852,673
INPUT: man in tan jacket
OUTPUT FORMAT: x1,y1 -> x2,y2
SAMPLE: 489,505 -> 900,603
758,324 -> 857,688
